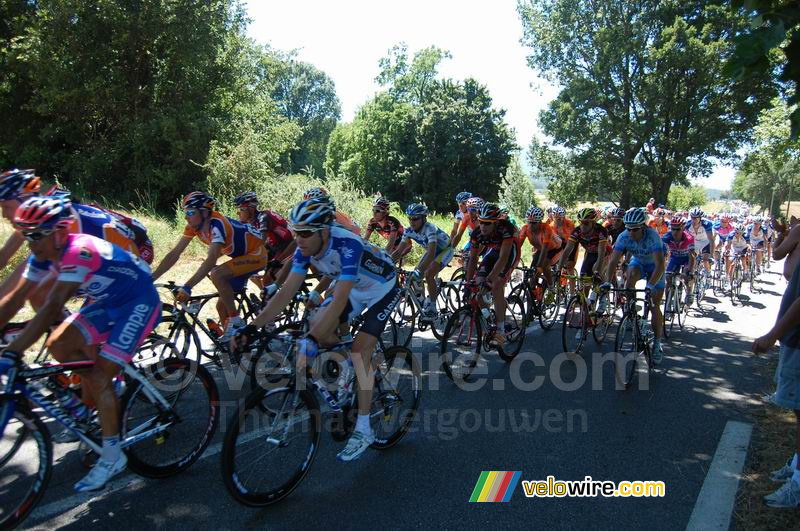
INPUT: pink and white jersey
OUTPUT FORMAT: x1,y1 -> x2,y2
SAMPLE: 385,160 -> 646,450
23,233 -> 153,305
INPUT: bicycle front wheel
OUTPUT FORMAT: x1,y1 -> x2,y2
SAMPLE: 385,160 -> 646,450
0,399 -> 52,530
371,346 -> 422,449
221,386 -> 321,507
440,306 -> 484,382
662,285 -> 675,339
613,315 -> 638,389
561,296 -> 587,355
539,283 -> 561,331
122,358 -> 219,478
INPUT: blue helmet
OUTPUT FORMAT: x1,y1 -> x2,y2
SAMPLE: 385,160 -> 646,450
623,207 -> 647,227
455,191 -> 472,203
0,169 -> 41,201
406,203 -> 429,217
289,198 -> 334,230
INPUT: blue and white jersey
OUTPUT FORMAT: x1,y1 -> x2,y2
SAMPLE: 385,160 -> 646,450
746,224 -> 767,245
727,232 -> 750,252
291,226 -> 395,298
613,227 -> 665,265
400,221 -> 451,252
685,218 -> 714,252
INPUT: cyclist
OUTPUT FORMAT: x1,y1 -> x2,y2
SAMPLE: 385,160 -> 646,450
686,207 -> 715,276
725,224 -> 751,280
303,187 -> 361,235
449,191 -> 472,244
0,196 -> 160,491
518,205 -> 562,288
234,191 -> 295,262
747,216 -> 768,274
465,202 -> 520,347
233,197 -> 400,462
451,194 -> 479,250
549,206 -> 576,274
152,191 -> 267,340
364,196 -> 407,258
662,216 -> 696,306
557,207 -> 608,318
649,207 -> 669,237
391,203 -> 453,318
602,207 -> 666,363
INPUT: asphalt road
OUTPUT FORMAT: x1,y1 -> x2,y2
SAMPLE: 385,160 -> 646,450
16,264 -> 785,530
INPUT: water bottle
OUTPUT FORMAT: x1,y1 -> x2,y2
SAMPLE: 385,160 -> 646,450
638,319 -> 650,340
481,308 -> 491,320
207,319 -> 223,338
51,382 -> 90,422
187,301 -> 202,316
588,290 -> 597,306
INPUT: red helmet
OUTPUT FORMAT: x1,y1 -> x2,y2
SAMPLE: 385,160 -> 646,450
14,196 -> 74,232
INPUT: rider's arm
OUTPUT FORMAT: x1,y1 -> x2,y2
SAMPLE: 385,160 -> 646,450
274,240 -> 297,263
557,241 -> 575,271
688,250 -> 696,273
385,231 -> 398,251
649,250 -> 666,287
0,275 -> 36,327
390,239 -> 411,263
707,230 -> 715,255
773,224 -> 800,261
416,241 -> 437,273
363,227 -> 374,241
595,240 -> 607,273
489,239 -> 513,280
0,232 -> 24,269
604,250 -> 622,284
250,271 -> 306,328
451,218 -> 468,248
465,245 -> 479,281
313,276 -> 333,295
5,280 -> 80,354
184,242 -> 222,289
151,236 -> 192,281
449,218 -> 460,241
307,279 -> 355,340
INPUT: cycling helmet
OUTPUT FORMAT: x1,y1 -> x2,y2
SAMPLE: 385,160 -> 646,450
734,224 -> 744,233
303,187 -> 329,201
609,207 -> 626,218
526,205 -> 544,222
406,203 -> 429,217
721,213 -> 731,222
455,191 -> 472,203
670,217 -> 685,228
182,191 -> 216,211
0,169 -> 41,201
289,198 -> 334,230
577,207 -> 597,221
479,202 -> 502,222
14,196 -> 74,233
554,206 -> 566,217
373,196 -> 390,211
623,207 -> 647,227
689,207 -> 704,218
465,197 -> 484,211
234,191 -> 258,207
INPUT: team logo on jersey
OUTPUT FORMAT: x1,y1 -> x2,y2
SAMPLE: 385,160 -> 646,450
78,247 -> 93,260
81,274 -> 115,297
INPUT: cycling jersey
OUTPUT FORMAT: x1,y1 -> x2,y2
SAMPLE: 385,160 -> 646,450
548,218 -> 575,242
401,221 -> 451,252
648,219 -> 669,237
568,224 -> 608,254
366,215 -> 404,246
727,233 -> 750,252
459,211 -> 478,232
95,206 -> 154,264
685,219 -> 714,253
613,227 -> 664,265
254,209 -> 293,257
747,224 -> 767,246
183,211 -> 266,258
68,203 -> 141,258
715,223 -> 735,240
291,226 -> 396,300
662,231 -> 694,258
470,219 -> 519,251
518,223 -> 562,251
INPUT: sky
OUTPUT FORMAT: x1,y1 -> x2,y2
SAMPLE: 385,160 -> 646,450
245,0 -> 735,190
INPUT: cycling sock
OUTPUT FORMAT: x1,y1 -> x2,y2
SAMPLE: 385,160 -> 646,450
101,435 -> 121,462
355,414 -> 371,434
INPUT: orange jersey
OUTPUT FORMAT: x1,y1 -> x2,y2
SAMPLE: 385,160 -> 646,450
334,210 -> 361,236
518,223 -> 562,251
648,219 -> 669,237
183,211 -> 266,258
548,218 -> 575,242
459,211 -> 477,232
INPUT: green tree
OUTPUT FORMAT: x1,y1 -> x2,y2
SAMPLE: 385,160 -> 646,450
500,156 -> 538,220
667,185 -> 707,211
518,0 -> 776,207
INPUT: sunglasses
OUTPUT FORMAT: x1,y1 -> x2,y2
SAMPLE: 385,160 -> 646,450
293,229 -> 319,239
373,209 -> 385,214
237,205 -> 252,211
527,220 -> 540,225
22,230 -> 50,242
626,226 -> 643,232
479,220 -> 494,226
670,227 -> 682,232
408,216 -> 423,222
184,209 -> 198,217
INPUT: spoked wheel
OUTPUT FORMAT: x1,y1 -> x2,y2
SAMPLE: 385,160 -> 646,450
154,304 -> 195,359
497,295 -> 527,362
221,386 -> 321,507
390,294 -> 416,347
539,283 -> 562,331
677,283 -> 689,329
440,307 -> 485,382
613,316 -> 638,389
370,346 -> 422,449
662,285 -> 675,339
0,399 -> 52,530
731,267 -> 742,304
561,296 -> 588,356
122,359 -> 219,478
592,294 -> 615,345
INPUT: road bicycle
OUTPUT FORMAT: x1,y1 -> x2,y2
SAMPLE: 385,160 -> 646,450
508,266 -> 562,331
560,274 -> 616,356
440,281 -> 526,381
221,331 -> 421,507
612,288 -> 656,389
662,271 -> 690,338
728,251 -> 748,304
0,330 -> 219,529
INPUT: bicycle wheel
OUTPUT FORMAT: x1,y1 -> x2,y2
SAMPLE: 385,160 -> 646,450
539,282 -> 561,331
154,304 -> 195,359
133,332 -> 185,366
390,293 -> 416,347
731,266 -> 742,304
440,306 -> 484,382
613,315 -> 637,389
449,267 -> 466,283
749,264 -> 756,293
592,293 -> 615,345
121,358 -> 219,478
221,385 -> 320,507
662,284 -> 675,339
0,399 -> 52,530
370,346 -> 422,449
561,296 -> 587,355
498,295 -> 527,362
676,283 -> 689,329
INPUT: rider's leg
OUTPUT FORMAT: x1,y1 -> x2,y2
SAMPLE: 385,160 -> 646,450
209,264 -> 237,323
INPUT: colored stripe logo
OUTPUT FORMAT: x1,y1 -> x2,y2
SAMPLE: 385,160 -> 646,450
469,471 -> 521,502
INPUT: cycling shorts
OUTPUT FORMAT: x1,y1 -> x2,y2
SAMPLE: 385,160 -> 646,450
477,245 -> 520,281
666,256 -> 690,274
532,247 -> 561,269
700,244 -> 710,255
67,288 -> 161,365
421,246 -> 454,269
324,280 -> 402,338
753,240 -> 765,250
579,252 -> 600,276
628,258 -> 666,291
219,254 -> 270,292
